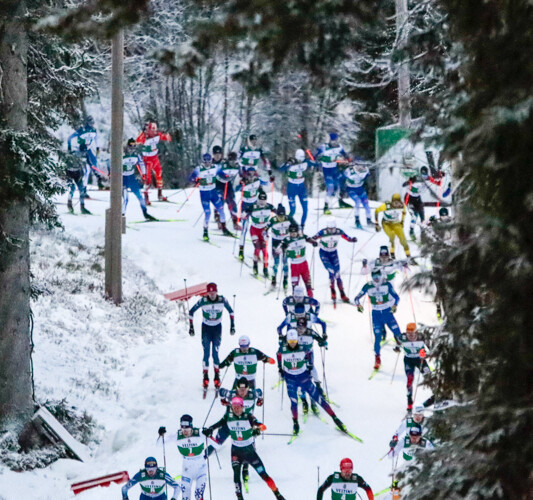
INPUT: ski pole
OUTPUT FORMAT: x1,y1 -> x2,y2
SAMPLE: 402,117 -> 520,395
320,345 -> 330,401
205,437 -> 213,500
378,449 -> 392,461
162,434 -> 168,500
413,367 -> 422,403
403,268 -> 417,323
213,447 -> 222,470
262,362 -> 266,440
262,432 -> 294,437
176,183 -> 199,214
317,466 -> 320,489
193,209 -> 204,227
390,351 -> 400,385
202,368 -> 228,427
347,239 -> 356,297
184,279 -> 191,323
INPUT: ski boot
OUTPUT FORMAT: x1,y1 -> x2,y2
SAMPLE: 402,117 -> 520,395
144,190 -> 151,206
253,260 -> 259,276
301,398 -> 309,416
407,394 -> 413,413
436,303 -> 443,320
374,355 -> 381,370
339,287 -> 350,303
143,210 -> 157,221
323,203 -> 331,215
409,228 -> 416,241
157,188 -> 167,202
203,370 -> 209,388
332,415 -> 347,433
67,199 -> 74,213
235,483 -> 244,500
366,217 -> 373,226
238,245 -> 244,261
355,216 -> 363,229
221,222 -> 234,237
330,286 -> 337,302
263,266 -> 269,278
80,205 -> 91,215
203,228 -> 209,242
282,275 -> 288,290
214,369 -> 221,389
271,275 -> 277,287
338,198 -> 353,209
232,215 -> 242,231
292,418 -> 300,435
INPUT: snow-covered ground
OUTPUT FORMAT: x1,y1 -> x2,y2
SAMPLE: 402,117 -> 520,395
1,186 -> 438,499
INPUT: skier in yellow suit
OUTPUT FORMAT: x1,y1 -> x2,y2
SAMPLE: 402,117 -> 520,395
374,193 -> 411,258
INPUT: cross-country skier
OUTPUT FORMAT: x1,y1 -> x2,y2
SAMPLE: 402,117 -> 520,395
219,335 -> 275,388
317,458 -> 374,500
122,456 -> 180,500
207,377 -> 264,491
68,115 -> 100,192
65,149 -> 91,214
277,329 -> 347,436
277,303 -> 327,339
202,396 -> 286,500
362,246 -> 408,282
136,122 -> 171,204
354,268 -> 401,370
239,134 -> 273,180
374,193 -> 411,259
157,415 -> 206,500
389,406 -> 426,454
391,426 -> 434,462
237,168 -> 268,260
312,218 -> 357,304
393,323 -> 431,411
266,204 -> 298,288
282,284 -> 321,316
279,223 -> 318,297
189,282 -> 235,390
278,149 -> 316,228
342,160 -> 373,229
189,153 -> 233,241
240,191 -> 275,277
214,148 -> 241,230
315,132 -> 351,214
122,138 -> 156,221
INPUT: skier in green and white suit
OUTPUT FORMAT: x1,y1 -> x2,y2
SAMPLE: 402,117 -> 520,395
122,456 -> 179,500
317,457 -> 374,500
392,426 -> 434,462
157,415 -> 206,500
219,335 -> 275,388
203,397 -> 285,500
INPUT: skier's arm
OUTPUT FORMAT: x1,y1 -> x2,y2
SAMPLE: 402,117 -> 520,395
188,298 -> 202,319
159,131 -> 171,142
203,414 -> 227,435
281,297 -> 289,315
353,284 -> 370,306
67,131 -> 79,152
387,282 -> 400,306
256,349 -> 275,364
219,350 -> 235,369
339,229 -> 357,243
313,316 -> 327,337
164,471 -> 180,499
393,419 -> 407,439
122,471 -> 142,499
188,166 -> 200,184
223,297 -> 235,333
311,229 -> 325,240
137,156 -> 147,176
277,317 -> 288,336
305,235 -> 318,246
310,297 -> 321,316
355,475 -> 374,500
316,474 -> 334,500
136,132 -> 146,144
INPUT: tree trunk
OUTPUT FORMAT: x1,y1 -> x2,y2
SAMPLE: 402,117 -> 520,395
0,0 -> 34,433
222,52 -> 229,150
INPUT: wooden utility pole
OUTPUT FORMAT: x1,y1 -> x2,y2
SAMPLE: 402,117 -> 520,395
105,30 -> 124,304
395,0 -> 411,128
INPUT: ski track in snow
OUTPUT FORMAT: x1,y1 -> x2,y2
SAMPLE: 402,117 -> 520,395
1,188 -> 438,499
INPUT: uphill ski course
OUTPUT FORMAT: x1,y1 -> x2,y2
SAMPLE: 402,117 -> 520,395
5,187 -> 438,499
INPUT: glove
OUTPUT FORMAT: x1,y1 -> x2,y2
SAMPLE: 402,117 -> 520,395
319,340 -> 328,348
375,223 -> 381,232
221,398 -> 229,406
391,305 -> 397,313
311,240 -> 318,247
419,348 -> 426,359
389,435 -> 399,449
278,369 -> 284,379
256,397 -> 264,406
189,323 -> 195,336
393,345 -> 401,353
423,365 -> 431,375
158,426 -> 166,436
269,175 -> 275,183
202,427 -> 213,437
252,427 -> 261,436
230,321 -> 236,335
266,357 -> 276,365
142,175 -> 147,184
357,304 -> 364,313
362,258 -> 368,267
350,237 -> 357,243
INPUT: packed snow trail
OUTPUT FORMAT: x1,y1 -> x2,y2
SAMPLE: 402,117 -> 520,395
2,187 -> 436,499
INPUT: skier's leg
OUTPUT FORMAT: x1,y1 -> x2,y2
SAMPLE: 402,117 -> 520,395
122,185 -> 129,215
181,461 -> 194,500
247,448 -> 280,494
285,376 -> 300,420
360,190 -> 371,221
301,261 -> 313,297
232,450 -> 245,499
130,178 -> 147,213
272,240 -> 281,277
200,191 -> 211,228
393,222 -> 411,257
194,461 -> 207,500
384,309 -> 402,341
404,358 -> 416,401
372,310 -> 385,355
303,377 -> 335,417
299,184 -> 308,228
382,223 -> 397,256
324,173 -> 335,208
287,183 -> 297,217
212,190 -> 226,223
152,156 -> 163,190
211,324 -> 222,368
290,263 -> 300,290
250,226 -> 262,262
201,324 -> 211,371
